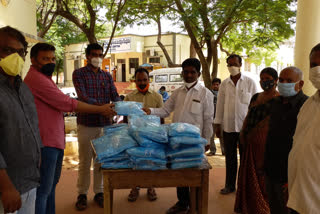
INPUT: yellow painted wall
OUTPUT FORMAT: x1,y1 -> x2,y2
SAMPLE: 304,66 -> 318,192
175,34 -> 191,64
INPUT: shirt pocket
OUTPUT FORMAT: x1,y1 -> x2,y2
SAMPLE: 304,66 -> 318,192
240,91 -> 251,105
191,99 -> 201,114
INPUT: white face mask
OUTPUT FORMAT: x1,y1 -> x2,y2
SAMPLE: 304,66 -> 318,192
91,57 -> 103,68
309,66 -> 320,89
184,80 -> 197,89
228,66 -> 240,76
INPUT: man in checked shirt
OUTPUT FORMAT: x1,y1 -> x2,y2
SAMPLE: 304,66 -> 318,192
72,43 -> 121,210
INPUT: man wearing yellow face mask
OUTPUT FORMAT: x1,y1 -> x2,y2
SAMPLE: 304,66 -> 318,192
0,26 -> 43,214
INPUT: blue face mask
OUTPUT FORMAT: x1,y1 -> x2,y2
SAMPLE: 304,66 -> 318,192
278,82 -> 299,97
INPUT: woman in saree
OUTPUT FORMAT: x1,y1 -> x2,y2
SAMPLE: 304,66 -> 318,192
234,67 -> 279,214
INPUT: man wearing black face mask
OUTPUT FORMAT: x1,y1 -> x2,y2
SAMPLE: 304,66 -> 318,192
24,43 -> 117,214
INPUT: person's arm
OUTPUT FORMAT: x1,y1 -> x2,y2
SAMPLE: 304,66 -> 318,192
75,102 -> 116,117
72,70 -> 98,104
202,90 -> 214,142
143,91 -> 177,117
0,169 -> 21,213
213,81 -> 226,138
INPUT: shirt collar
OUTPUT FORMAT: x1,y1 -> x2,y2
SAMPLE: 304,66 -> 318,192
280,90 -> 304,106
183,81 -> 201,91
133,88 -> 153,95
86,65 -> 102,73
226,73 -> 244,84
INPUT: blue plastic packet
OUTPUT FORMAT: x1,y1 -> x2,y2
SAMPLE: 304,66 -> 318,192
130,132 -> 166,149
115,101 -> 145,116
169,136 -> 207,149
168,123 -> 201,138
92,130 -> 138,160
98,151 -> 129,163
170,160 -> 204,169
131,157 -> 167,170
169,154 -> 205,163
132,125 -> 168,143
101,159 -> 133,169
126,147 -> 166,160
103,123 -> 128,135
166,144 -> 204,159
128,115 -> 160,130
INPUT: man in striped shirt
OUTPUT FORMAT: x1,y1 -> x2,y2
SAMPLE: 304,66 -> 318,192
73,43 -> 121,210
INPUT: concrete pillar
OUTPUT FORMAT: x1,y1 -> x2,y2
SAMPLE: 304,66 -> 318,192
294,0 -> 320,96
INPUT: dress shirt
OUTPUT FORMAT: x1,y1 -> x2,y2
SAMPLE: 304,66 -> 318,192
73,65 -> 120,127
24,66 -> 78,150
287,91 -> 320,214
264,90 -> 308,183
0,72 -> 42,194
214,74 -> 258,133
125,89 -> 163,108
151,82 -> 214,141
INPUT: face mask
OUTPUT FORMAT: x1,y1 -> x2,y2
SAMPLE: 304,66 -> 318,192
309,66 -> 320,89
136,83 -> 149,93
261,79 -> 275,91
0,53 -> 24,76
184,80 -> 197,89
278,82 -> 299,97
40,63 -> 56,76
91,57 -> 103,68
228,66 -> 240,76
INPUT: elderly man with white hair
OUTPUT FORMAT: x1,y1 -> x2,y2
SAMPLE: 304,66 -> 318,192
264,66 -> 308,214
287,43 -> 320,214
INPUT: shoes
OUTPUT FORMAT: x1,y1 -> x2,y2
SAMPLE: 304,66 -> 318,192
166,202 -> 189,214
147,188 -> 157,201
94,193 -> 104,208
220,187 -> 235,195
75,194 -> 87,211
128,187 -> 140,202
206,151 -> 216,156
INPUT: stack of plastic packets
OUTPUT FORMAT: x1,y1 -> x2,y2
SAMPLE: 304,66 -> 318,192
127,115 -> 168,170
92,124 -> 138,169
167,123 -> 207,169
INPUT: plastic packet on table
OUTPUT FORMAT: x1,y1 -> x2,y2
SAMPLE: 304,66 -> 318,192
168,123 -> 201,138
115,101 -> 145,116
101,159 -> 133,169
168,154 -> 206,163
131,157 -> 167,170
169,136 -> 207,149
170,159 -> 204,169
130,132 -> 166,149
98,151 -> 129,163
103,123 -> 128,135
126,147 -> 166,160
128,115 -> 160,130
130,125 -> 168,143
92,130 -> 138,161
166,144 -> 205,159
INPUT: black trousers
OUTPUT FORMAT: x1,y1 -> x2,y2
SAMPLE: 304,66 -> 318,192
265,176 -> 289,214
223,131 -> 242,189
176,187 -> 190,207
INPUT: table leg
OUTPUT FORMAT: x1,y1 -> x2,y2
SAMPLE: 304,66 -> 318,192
197,170 -> 209,214
189,187 -> 197,214
103,175 -> 112,214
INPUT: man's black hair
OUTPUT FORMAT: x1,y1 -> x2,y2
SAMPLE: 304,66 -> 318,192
134,68 -> 149,78
310,43 -> 320,58
260,67 -> 278,80
30,43 -> 55,59
85,43 -> 103,56
0,26 -> 28,51
212,78 -> 221,84
160,86 -> 166,90
226,54 -> 242,64
182,58 -> 201,73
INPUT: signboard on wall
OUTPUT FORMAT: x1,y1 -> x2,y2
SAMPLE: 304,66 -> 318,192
103,37 -> 131,53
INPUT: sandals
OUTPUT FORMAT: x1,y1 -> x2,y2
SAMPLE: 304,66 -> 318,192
75,194 -> 87,211
94,193 -> 104,208
147,188 -> 157,201
128,187 -> 140,202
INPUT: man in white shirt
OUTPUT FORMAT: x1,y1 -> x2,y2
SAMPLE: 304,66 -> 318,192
144,58 -> 214,214
214,54 -> 258,195
287,43 -> 320,214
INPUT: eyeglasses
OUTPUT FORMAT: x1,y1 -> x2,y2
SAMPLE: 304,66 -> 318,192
0,46 -> 28,58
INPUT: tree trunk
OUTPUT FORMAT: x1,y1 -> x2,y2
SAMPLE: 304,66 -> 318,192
190,42 -> 196,58
211,41 -> 219,80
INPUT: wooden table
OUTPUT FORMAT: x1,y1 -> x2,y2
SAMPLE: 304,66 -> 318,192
102,162 -> 211,214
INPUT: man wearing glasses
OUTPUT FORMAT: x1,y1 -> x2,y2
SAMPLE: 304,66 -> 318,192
72,43 -> 121,210
143,58 -> 214,214
0,26 -> 42,214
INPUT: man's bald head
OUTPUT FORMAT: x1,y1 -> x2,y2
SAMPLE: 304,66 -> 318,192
281,66 -> 303,81
279,66 -> 304,94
